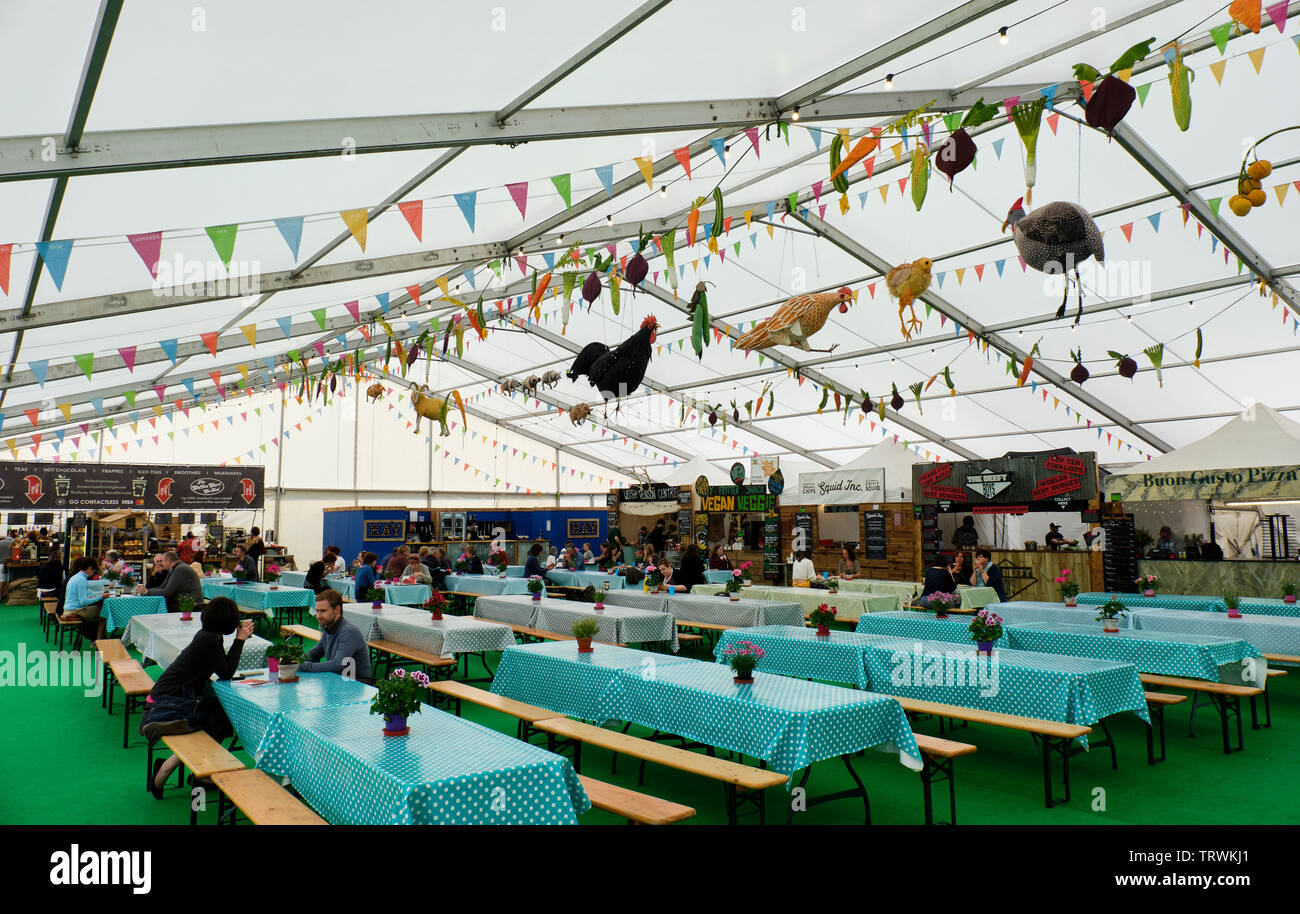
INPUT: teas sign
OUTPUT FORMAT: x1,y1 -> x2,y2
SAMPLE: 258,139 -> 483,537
0,462 -> 265,510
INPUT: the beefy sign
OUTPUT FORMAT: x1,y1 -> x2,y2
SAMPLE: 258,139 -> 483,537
0,462 -> 265,510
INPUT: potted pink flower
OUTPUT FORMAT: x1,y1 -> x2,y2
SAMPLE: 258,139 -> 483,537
1282,581 -> 1296,605
1136,573 -> 1159,597
738,560 -> 754,586
1056,568 -> 1079,606
926,592 -> 962,619
723,641 -> 765,684
527,575 -> 544,602
370,668 -> 429,736
969,609 -> 1003,656
264,564 -> 281,589
1096,595 -> 1127,633
725,570 -> 743,601
809,603 -> 837,637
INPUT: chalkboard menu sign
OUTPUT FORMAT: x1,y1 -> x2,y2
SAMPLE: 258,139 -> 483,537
677,489 -> 693,546
606,492 -> 619,534
762,504 -> 781,581
864,511 -> 888,561
155,513 -> 172,525
1100,513 -> 1138,593
34,512 -> 54,525
177,513 -> 195,525
919,505 -> 942,565
8,513 -> 27,525
200,512 -> 218,524
793,512 -> 815,554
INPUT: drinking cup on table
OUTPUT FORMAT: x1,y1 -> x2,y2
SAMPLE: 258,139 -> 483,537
134,584 -> 146,596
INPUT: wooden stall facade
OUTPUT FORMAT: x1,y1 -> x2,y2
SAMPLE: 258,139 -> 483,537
779,502 -> 920,583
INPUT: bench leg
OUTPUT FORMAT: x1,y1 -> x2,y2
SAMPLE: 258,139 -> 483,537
1038,736 -> 1073,808
1250,690 -> 1271,730
1146,703 -> 1169,765
920,753 -> 959,825
1211,694 -> 1244,754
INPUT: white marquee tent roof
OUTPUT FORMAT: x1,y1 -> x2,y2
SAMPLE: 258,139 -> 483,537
1,0 -> 1298,502
1127,404 -> 1300,473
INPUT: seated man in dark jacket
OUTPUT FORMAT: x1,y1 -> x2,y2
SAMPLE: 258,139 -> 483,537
231,544 -> 259,582
301,590 -> 373,682
140,551 -> 205,613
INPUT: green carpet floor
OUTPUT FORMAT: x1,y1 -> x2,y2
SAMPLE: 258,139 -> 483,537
2,603 -> 1298,825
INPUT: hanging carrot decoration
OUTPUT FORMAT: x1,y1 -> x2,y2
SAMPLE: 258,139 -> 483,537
529,271 -> 552,319
830,134 -> 879,182
451,390 -> 467,429
687,204 -> 701,247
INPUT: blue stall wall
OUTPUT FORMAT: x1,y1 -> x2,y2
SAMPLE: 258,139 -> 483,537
323,508 -> 410,566
509,510 -> 606,546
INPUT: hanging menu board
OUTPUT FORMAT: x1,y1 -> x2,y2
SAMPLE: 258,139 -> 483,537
863,511 -> 888,561
677,489 -> 693,546
605,492 -> 619,534
762,504 -> 781,581
1100,513 -> 1138,593
793,512 -> 815,554
918,505 -> 942,565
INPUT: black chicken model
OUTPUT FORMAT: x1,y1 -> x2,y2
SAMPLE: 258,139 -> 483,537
567,316 -> 659,410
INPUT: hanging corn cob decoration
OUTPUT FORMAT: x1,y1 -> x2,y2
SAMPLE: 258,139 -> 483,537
1166,42 -> 1193,132
1143,343 -> 1165,387
609,272 -> 621,316
1194,328 -> 1202,369
1011,98 -> 1046,205
910,143 -> 930,211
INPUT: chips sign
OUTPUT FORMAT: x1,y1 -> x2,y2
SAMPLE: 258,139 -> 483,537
0,462 -> 264,510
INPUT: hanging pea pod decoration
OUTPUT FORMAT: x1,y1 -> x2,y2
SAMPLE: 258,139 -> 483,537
609,272 -> 621,316
476,297 -> 487,335
710,187 -> 725,240
943,367 -> 955,396
385,338 -> 392,364
767,390 -> 774,416
910,144 -> 930,211
680,402 -> 686,425
1194,328 -> 1203,369
829,133 -> 850,195
817,386 -> 830,413
689,282 -> 711,359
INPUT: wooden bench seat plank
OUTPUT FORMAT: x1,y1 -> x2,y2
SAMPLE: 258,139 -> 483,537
108,659 -> 154,695
280,624 -> 321,642
367,640 -> 457,668
892,695 -> 1091,740
161,732 -> 244,779
535,717 -> 787,790
577,775 -> 695,825
95,639 -> 129,663
912,733 -> 978,759
1144,691 -> 1188,705
210,769 -> 326,825
1138,673 -> 1263,697
1263,652 -> 1300,664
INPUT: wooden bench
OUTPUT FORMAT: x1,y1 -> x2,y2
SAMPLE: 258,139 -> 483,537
577,774 -> 695,825
1143,691 -> 1187,765
94,639 -> 129,709
508,624 -> 628,648
427,679 -> 560,743
41,598 -> 59,639
53,614 -> 85,651
893,695 -> 1092,809
911,733 -> 977,825
210,769 -> 327,825
1139,673 -> 1264,752
674,619 -> 732,648
1264,652 -> 1300,666
279,624 -> 321,642
367,640 -> 458,678
533,717 -> 788,825
145,732 -> 245,824
107,659 -> 155,749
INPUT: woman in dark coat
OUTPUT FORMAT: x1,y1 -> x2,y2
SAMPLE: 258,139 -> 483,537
675,544 -> 707,592
303,560 -> 330,595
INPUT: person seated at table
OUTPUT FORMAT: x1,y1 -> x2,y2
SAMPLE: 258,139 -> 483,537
138,551 -> 205,613
791,550 -> 817,584
917,556 -> 957,608
382,545 -> 411,579
949,551 -> 972,587
103,550 -> 127,575
354,552 -> 379,596
37,547 -> 63,603
60,557 -> 105,639
464,546 -> 485,576
616,558 -> 645,586
146,554 -> 169,589
524,543 -> 547,579
231,543 -> 259,582
654,560 -> 677,592
303,560 -> 331,595
327,546 -> 347,575
709,545 -> 732,571
301,589 -> 373,684
562,545 -> 585,572
581,542 -> 595,564
837,545 -> 859,580
973,549 -> 1006,603
675,544 -> 706,592
400,556 -> 432,585
142,597 -> 255,797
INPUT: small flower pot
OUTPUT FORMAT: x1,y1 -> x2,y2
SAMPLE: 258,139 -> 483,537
1143,589 -> 1155,597
1226,609 -> 1242,619
976,640 -> 994,656
733,673 -> 754,685
576,637 -> 594,654
729,594 -> 740,602
1284,595 -> 1296,604
934,611 -> 949,619
531,592 -> 542,602
180,611 -> 193,622
1064,597 -> 1077,607
816,624 -> 831,637
594,603 -> 604,612
1102,617 -> 1120,634
267,657 -> 278,674
383,714 -> 409,737
430,610 -> 443,622
269,584 -> 279,590
277,663 -> 300,682
371,601 -> 383,612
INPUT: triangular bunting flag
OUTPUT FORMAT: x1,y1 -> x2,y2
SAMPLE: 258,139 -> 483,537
204,224 -> 238,268
340,209 -> 368,251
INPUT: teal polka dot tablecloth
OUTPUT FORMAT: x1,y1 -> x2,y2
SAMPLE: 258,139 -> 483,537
545,570 -> 628,590
714,625 -> 903,689
278,571 -> 308,588
602,591 -> 805,628
1128,608 -> 1300,657
100,595 -> 167,632
704,569 -> 736,584
1076,592 -> 1300,618
985,602 -> 1119,628
213,672 -> 376,767
446,575 -> 529,596
328,578 -> 433,606
491,641 -> 922,776
840,580 -> 923,600
684,584 -> 900,620
857,611 -> 1261,683
474,594 -> 678,650
956,586 -> 999,609
268,704 -> 589,824
203,581 -> 316,615
858,638 -> 1149,747
341,605 -> 516,658
121,613 -> 269,671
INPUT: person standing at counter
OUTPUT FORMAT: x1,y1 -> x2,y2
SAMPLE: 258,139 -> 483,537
646,520 -> 667,555
1157,526 -> 1176,551
709,545 -> 732,571
1044,523 -> 1077,550
973,549 -> 1006,603
951,516 -> 980,550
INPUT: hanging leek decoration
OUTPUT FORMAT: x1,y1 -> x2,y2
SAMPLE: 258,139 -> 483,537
908,381 -> 925,415
662,228 -> 678,290
1144,343 -> 1165,387
1011,98 -> 1047,205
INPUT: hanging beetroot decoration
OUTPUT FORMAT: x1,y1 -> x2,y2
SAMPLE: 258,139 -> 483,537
890,383 -> 904,412
1069,349 -> 1090,385
859,390 -> 874,415
707,406 -> 719,427
932,98 -> 997,188
1074,38 -> 1154,138
582,269 -> 602,306
624,229 -> 652,292
1109,350 -> 1138,379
